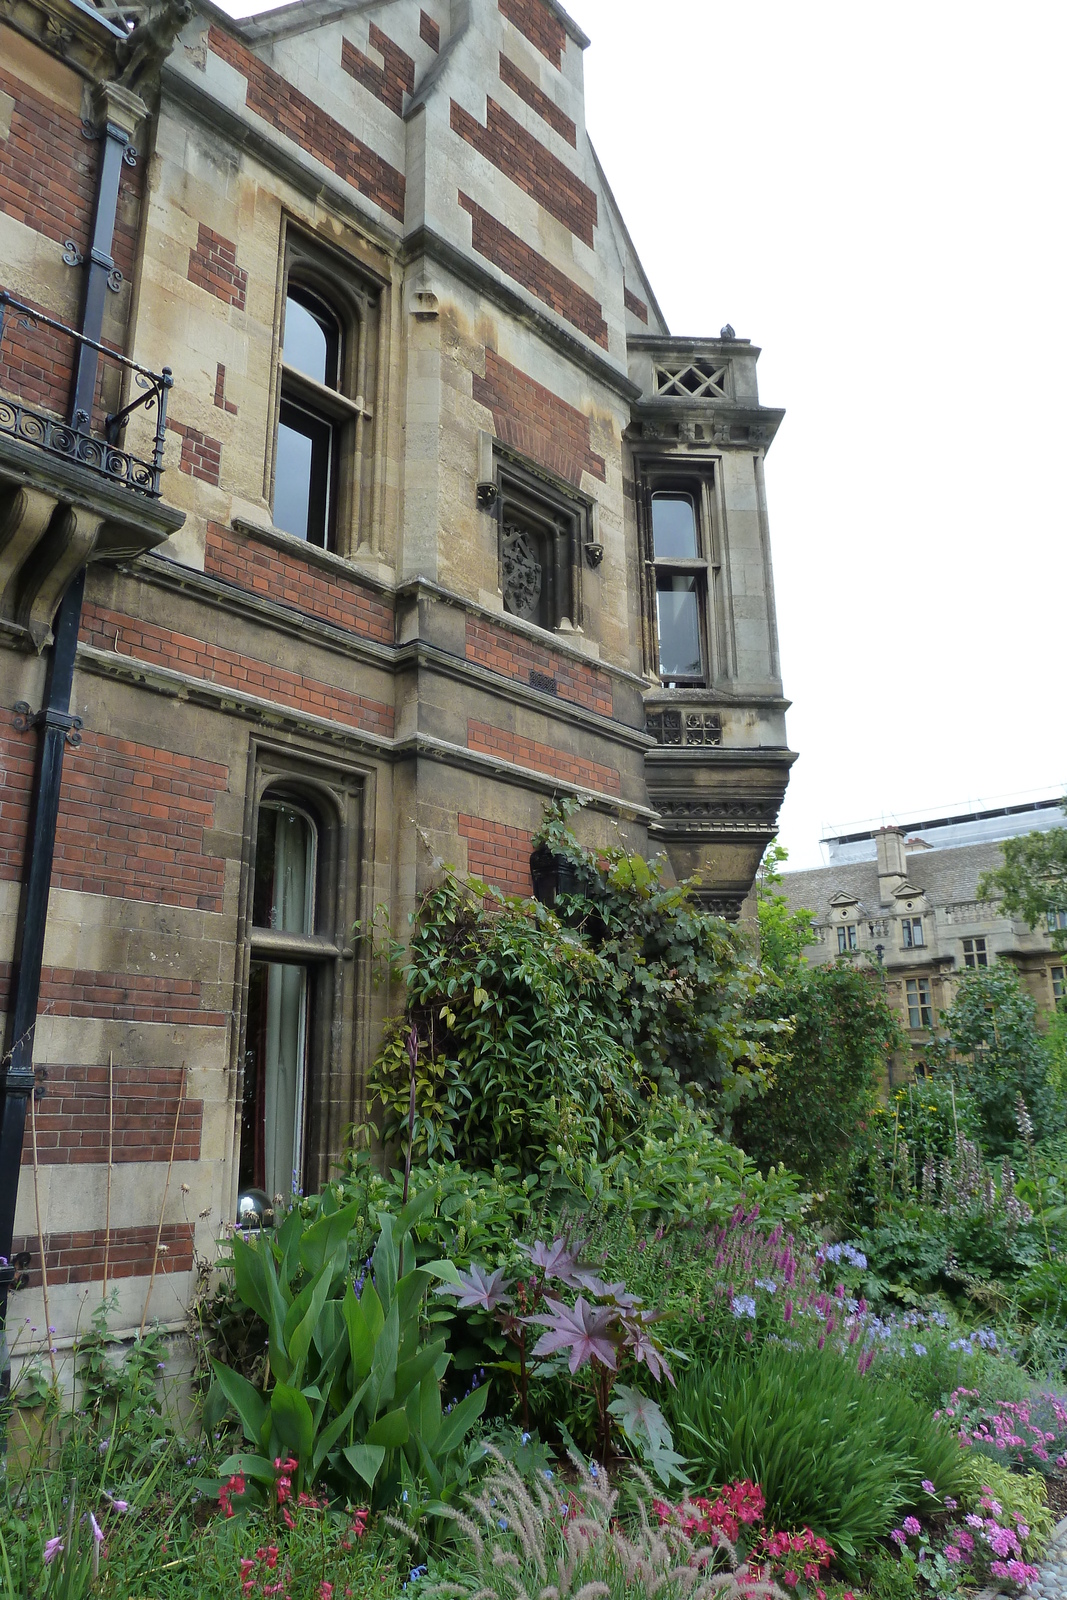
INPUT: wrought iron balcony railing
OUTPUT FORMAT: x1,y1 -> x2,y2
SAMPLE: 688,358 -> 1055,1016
0,292 -> 172,498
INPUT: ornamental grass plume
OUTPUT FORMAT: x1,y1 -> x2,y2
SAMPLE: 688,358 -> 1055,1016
423,1449 -> 786,1600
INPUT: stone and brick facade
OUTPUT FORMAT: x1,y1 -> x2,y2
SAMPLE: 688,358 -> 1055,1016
0,0 -> 794,1363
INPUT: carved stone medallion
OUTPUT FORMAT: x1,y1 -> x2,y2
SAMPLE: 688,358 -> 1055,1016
502,523 -> 542,620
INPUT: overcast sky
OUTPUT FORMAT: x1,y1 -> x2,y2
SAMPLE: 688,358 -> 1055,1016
570,0 -> 1067,864
224,0 -> 1066,866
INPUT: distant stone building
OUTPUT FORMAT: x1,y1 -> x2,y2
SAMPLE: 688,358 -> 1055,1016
0,0 -> 794,1358
782,799 -> 1066,1081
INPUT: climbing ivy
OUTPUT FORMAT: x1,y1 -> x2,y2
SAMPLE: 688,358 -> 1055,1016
366,802 -> 785,1172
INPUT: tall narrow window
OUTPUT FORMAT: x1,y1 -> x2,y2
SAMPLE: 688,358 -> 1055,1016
906,977 -> 933,1029
275,288 -> 344,548
650,490 -> 709,686
901,916 -> 924,949
837,923 -> 857,953
240,802 -> 317,1202
1052,965 -> 1065,1004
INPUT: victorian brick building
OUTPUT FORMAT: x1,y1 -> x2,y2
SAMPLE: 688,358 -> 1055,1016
0,0 -> 793,1360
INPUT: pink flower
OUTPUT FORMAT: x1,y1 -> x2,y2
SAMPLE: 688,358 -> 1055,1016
943,1546 -> 961,1564
903,1517 -> 921,1537
43,1538 -> 64,1566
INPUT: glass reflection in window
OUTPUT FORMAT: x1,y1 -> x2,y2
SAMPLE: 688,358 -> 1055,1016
651,493 -> 698,558
656,573 -> 702,680
283,289 -> 341,389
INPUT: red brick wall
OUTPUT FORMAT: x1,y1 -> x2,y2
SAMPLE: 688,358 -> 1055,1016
21,1061 -> 203,1167
458,813 -> 534,895
420,10 -> 440,50
0,301 -> 75,419
498,54 -> 576,145
0,728 -> 37,884
214,363 -> 238,414
12,1222 -> 194,1288
0,65 -> 94,261
466,615 -> 613,716
167,419 -> 222,486
51,724 -> 229,911
187,222 -> 248,310
80,603 -> 395,739
624,286 -> 649,324
498,0 -> 566,68
473,348 -> 606,487
341,24 -> 414,116
205,523 -> 394,644
450,99 -> 596,245
468,719 -> 620,794
208,26 -> 405,223
459,194 -> 607,347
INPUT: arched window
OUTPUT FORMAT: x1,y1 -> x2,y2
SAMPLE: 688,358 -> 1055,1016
274,287 -> 345,549
240,800 -> 318,1202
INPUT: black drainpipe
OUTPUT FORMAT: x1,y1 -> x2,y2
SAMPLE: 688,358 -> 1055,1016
0,102 -> 134,1372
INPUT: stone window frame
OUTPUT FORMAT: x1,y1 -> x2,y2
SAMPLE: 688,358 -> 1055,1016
267,222 -> 383,558
1052,964 -> 1065,1004
232,740 -> 372,1212
633,453 -> 726,689
901,915 -> 925,949
837,923 -> 858,953
962,936 -> 988,968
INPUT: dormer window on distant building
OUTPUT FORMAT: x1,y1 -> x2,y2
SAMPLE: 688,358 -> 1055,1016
901,916 -> 924,948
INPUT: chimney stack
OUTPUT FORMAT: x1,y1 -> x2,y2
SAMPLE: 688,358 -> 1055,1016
875,826 -> 907,903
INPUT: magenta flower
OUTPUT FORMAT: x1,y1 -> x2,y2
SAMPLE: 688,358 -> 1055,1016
903,1517 -> 921,1537
43,1538 -> 64,1566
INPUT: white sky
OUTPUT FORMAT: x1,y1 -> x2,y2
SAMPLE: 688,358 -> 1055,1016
222,0 -> 1067,867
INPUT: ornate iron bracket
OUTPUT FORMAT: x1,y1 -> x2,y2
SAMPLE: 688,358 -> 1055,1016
13,701 -> 83,746
62,239 -> 84,267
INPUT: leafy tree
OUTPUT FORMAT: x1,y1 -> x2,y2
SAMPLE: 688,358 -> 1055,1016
927,963 -> 1060,1154
735,845 -> 904,1193
977,799 -> 1067,953
754,842 -> 816,977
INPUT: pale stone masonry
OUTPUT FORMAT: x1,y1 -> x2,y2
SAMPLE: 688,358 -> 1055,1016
782,800 -> 1066,1083
0,0 -> 794,1357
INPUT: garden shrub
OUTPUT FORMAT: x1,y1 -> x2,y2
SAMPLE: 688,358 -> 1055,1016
959,1458 -> 1055,1559
736,963 -> 903,1195
664,1343 -> 973,1562
368,804 -> 787,1175
927,964 -> 1062,1155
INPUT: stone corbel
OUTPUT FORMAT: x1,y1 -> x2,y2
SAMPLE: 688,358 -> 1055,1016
0,486 -> 103,649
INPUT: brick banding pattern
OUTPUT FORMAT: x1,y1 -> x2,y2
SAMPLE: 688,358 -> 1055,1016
497,0 -> 566,69
498,53 -> 576,145
208,25 -> 405,222
50,721 -> 229,911
341,24 -> 414,117
465,615 -> 613,716
167,418 -> 222,485
468,718 -> 620,794
459,194 -> 607,347
214,363 -> 238,414
19,1061 -> 203,1167
420,10 -> 440,50
80,603 -> 395,740
473,347 -> 606,487
450,98 -> 596,245
458,813 -> 534,896
624,285 -> 649,324
187,222 -> 248,310
12,1223 -> 194,1287
205,523 -> 394,644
